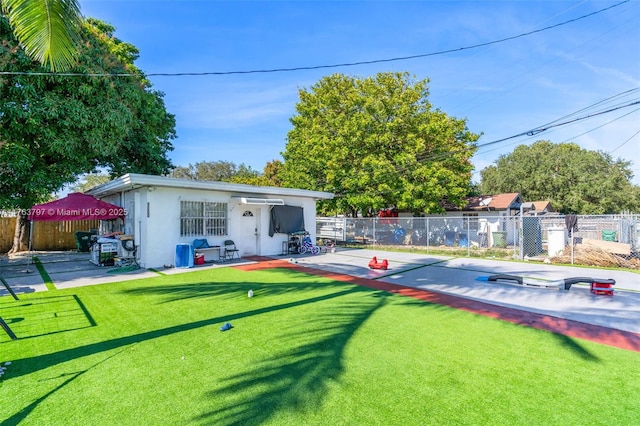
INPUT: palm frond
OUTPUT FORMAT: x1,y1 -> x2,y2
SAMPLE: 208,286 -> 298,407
3,0 -> 82,71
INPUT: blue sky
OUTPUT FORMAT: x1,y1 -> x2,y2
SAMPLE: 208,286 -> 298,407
78,0 -> 640,184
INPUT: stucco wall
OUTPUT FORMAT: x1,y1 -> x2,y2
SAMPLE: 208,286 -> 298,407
103,186 -> 319,268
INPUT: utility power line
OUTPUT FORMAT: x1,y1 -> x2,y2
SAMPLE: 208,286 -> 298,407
300,93 -> 640,191
559,107 -> 640,145
611,128 -> 640,154
473,99 -> 640,151
473,88 -> 640,156
0,0 -> 629,78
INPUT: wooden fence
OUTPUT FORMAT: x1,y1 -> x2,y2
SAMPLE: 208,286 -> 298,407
0,218 -> 99,253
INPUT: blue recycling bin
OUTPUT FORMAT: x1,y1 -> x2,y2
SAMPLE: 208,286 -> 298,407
445,231 -> 456,247
458,233 -> 468,247
175,243 -> 194,268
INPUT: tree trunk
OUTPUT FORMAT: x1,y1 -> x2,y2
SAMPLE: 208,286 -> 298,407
9,212 -> 31,254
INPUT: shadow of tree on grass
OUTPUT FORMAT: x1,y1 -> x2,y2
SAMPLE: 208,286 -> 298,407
5,266 -> 606,424
194,291 -> 390,425
0,295 -> 95,341
7,285 -> 367,380
2,346 -> 131,426
121,268 -> 349,304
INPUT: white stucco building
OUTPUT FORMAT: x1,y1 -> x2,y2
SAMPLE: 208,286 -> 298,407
87,173 -> 333,268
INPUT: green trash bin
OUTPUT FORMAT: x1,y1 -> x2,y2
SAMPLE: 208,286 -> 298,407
602,230 -> 616,242
492,231 -> 507,248
74,231 -> 94,252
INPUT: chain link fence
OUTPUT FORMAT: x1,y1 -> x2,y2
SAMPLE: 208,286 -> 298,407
316,214 -> 640,269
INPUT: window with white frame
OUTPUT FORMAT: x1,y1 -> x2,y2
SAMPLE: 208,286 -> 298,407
463,213 -> 479,231
180,201 -> 228,237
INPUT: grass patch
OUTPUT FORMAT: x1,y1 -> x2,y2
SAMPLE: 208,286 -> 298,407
32,257 -> 56,291
344,243 -> 514,259
1,267 -> 639,425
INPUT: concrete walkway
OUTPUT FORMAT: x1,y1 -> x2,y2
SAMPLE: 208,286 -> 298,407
284,248 -> 640,334
0,250 -> 253,293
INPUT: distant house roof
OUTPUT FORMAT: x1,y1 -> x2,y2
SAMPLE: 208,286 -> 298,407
521,200 -> 554,216
443,193 -> 522,212
531,201 -> 553,212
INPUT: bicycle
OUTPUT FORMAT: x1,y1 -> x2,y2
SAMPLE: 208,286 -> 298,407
298,235 -> 320,255
320,239 -> 335,253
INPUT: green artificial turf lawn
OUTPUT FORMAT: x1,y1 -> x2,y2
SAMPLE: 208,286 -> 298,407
1,267 -> 639,425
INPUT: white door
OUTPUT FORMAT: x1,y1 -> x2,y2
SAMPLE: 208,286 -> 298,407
236,208 -> 260,256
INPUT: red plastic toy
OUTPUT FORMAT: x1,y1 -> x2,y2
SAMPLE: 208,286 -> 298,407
590,279 -> 615,296
368,256 -> 388,270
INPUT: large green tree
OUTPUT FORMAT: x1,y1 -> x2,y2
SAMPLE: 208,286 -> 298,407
170,160 -> 280,187
1,0 -> 82,71
480,141 -> 640,214
0,16 -> 176,252
280,72 -> 480,216
262,159 -> 283,187
171,161 -> 240,181
69,172 -> 110,193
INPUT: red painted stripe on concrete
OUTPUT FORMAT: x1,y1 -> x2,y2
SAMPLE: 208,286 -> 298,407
236,257 -> 640,352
